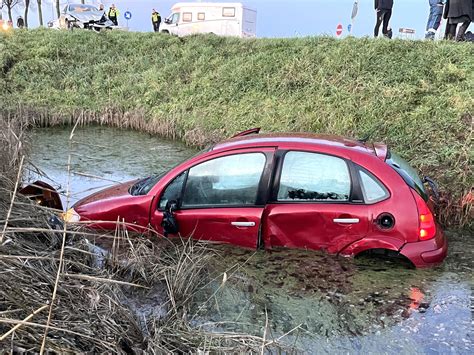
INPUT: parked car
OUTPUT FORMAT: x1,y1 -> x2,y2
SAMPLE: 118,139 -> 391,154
161,2 -> 256,37
47,19 -> 61,29
58,3 -> 116,30
63,129 -> 447,268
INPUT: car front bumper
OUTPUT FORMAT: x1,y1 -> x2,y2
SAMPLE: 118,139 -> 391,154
399,227 -> 448,268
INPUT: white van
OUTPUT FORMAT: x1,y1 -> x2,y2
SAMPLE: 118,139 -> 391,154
160,2 -> 257,38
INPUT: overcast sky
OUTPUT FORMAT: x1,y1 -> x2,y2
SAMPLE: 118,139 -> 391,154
4,0 -> 450,39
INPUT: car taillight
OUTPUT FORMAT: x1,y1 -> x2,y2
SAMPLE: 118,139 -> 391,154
412,190 -> 436,241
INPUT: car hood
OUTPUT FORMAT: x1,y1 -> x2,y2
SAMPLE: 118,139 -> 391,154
74,180 -> 137,209
70,11 -> 104,22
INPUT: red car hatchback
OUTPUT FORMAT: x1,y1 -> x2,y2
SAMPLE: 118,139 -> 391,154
66,130 -> 447,268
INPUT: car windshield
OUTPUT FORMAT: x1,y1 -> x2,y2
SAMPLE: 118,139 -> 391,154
128,146 -> 212,196
386,151 -> 427,200
129,173 -> 166,196
70,5 -> 98,12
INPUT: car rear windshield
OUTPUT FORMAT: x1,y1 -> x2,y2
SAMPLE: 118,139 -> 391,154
386,151 -> 428,200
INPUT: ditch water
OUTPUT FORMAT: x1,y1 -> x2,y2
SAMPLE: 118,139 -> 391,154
30,126 -> 473,353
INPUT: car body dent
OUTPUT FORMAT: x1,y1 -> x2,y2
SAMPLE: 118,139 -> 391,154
262,203 -> 370,253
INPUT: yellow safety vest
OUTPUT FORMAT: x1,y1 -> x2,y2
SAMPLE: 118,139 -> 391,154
108,8 -> 118,18
152,13 -> 160,22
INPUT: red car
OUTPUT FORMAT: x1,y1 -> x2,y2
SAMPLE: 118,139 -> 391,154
65,130 -> 447,268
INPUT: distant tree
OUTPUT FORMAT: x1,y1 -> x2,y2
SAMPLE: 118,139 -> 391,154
3,0 -> 22,22
36,0 -> 42,26
24,0 -> 30,27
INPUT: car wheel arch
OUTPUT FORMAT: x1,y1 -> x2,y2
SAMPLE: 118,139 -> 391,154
339,236 -> 404,258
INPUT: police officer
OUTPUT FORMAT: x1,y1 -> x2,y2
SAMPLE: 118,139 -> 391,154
426,1 -> 445,39
152,9 -> 161,32
108,4 -> 120,26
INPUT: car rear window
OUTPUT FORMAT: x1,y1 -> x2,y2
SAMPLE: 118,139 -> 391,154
386,151 -> 428,200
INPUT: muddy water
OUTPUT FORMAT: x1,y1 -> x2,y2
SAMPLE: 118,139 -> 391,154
30,127 -> 473,353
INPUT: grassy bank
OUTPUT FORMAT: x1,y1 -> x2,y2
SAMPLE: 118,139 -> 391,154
0,30 -> 472,227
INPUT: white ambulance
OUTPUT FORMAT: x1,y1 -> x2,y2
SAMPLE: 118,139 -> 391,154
160,2 -> 257,38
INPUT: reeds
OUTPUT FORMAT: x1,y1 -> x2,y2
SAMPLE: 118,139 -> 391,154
0,116 -> 287,352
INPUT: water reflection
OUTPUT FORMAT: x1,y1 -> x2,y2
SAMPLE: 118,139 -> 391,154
28,126 -> 197,206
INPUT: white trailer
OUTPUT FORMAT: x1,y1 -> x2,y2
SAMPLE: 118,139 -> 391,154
160,2 -> 257,38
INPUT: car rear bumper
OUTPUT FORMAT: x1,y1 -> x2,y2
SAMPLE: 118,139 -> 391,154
399,228 -> 448,268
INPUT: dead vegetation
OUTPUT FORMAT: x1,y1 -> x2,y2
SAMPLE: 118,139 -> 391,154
0,116 -> 286,353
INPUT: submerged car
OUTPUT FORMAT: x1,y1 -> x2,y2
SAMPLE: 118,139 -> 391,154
65,130 -> 447,268
59,4 -> 115,30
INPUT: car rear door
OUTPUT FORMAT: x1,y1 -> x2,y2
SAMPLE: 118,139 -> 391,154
262,150 -> 370,253
151,148 -> 275,249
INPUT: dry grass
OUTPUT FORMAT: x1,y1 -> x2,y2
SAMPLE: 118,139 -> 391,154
0,116 -> 289,352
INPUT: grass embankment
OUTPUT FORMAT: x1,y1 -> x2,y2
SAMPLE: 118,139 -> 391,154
0,30 -> 472,227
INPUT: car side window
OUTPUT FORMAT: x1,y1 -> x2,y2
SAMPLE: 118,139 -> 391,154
159,172 -> 186,210
358,169 -> 389,204
278,151 -> 351,202
182,153 -> 266,207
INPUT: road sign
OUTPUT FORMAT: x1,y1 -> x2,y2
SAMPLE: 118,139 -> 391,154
399,28 -> 415,34
336,24 -> 343,37
348,24 -> 352,33
124,11 -> 132,20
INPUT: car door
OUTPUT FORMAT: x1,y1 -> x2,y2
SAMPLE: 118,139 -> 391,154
170,12 -> 180,35
151,148 -> 275,249
262,150 -> 370,253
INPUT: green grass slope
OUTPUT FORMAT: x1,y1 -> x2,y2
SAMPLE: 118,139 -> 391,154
0,30 -> 472,226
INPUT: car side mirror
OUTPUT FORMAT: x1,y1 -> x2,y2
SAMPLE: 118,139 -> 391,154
161,200 -> 179,237
165,18 -> 171,24
166,200 -> 178,212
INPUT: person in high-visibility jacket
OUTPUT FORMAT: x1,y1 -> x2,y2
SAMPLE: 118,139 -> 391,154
108,4 -> 120,26
152,9 -> 162,32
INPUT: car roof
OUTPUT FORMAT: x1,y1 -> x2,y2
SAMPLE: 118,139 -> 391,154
212,133 -> 377,156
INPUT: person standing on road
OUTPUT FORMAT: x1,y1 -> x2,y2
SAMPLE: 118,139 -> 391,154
152,9 -> 161,32
108,4 -> 120,26
374,0 -> 394,38
426,1 -> 445,39
444,0 -> 472,40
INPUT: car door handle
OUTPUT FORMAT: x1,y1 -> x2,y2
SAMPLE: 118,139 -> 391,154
333,218 -> 360,224
231,221 -> 256,227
